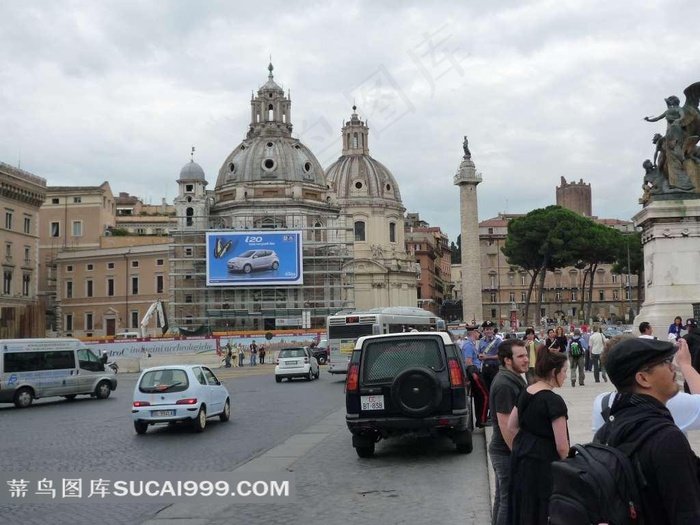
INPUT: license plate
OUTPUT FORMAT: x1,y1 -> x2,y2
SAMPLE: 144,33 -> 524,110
286,361 -> 298,365
151,410 -> 175,417
361,395 -> 385,411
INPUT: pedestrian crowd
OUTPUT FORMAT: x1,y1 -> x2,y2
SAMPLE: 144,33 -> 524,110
223,339 -> 267,368
453,314 -> 700,524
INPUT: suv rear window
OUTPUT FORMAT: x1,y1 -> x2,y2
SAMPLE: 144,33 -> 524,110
279,348 -> 306,358
139,369 -> 189,393
361,337 -> 444,383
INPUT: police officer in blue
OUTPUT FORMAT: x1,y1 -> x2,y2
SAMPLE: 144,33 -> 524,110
479,320 -> 502,394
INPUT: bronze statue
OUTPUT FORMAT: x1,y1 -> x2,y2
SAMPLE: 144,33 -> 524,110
642,82 -> 700,199
463,136 -> 471,158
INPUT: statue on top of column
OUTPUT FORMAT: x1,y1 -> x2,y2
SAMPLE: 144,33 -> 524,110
642,82 -> 700,199
462,136 -> 471,159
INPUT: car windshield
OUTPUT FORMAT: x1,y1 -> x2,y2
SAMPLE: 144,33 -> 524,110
279,348 -> 306,358
238,250 -> 255,258
139,369 -> 189,393
361,337 -> 444,383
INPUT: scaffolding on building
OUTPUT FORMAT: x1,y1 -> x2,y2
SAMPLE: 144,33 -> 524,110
169,209 -> 355,332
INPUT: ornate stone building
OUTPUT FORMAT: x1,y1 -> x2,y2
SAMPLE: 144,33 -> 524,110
0,162 -> 47,337
168,64 -> 354,331
325,107 -> 418,310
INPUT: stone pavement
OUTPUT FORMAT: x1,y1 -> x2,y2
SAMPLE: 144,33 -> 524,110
484,369 -> 700,507
141,407 -> 492,525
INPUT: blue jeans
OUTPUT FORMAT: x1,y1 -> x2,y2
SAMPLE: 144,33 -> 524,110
491,452 -> 511,525
251,354 -> 257,366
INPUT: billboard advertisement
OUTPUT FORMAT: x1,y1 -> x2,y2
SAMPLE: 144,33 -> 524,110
206,231 -> 303,286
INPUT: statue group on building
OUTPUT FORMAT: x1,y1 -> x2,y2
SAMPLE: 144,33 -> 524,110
642,81 -> 700,202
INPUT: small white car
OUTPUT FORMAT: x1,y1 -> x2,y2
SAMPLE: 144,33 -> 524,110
275,347 -> 320,382
131,365 -> 230,434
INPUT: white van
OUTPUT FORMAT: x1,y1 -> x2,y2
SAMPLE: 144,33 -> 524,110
0,338 -> 118,408
114,332 -> 140,340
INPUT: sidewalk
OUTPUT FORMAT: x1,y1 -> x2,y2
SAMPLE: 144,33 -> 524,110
484,371 -> 700,508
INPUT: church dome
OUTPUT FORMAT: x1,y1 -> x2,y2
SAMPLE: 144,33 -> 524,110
178,160 -> 206,182
325,155 -> 402,202
214,63 -> 326,194
215,136 -> 326,189
325,107 -> 402,204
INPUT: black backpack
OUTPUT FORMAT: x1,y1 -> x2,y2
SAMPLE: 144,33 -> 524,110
548,395 -> 672,525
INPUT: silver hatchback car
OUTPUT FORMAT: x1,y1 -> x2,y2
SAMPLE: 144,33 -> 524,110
227,249 -> 280,273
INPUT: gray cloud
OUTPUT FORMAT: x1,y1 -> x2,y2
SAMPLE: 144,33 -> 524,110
0,0 -> 697,241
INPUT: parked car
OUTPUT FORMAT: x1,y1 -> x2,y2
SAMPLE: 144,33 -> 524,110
345,331 -> 473,458
275,347 -> 320,382
227,249 -> 279,273
602,327 -> 624,339
131,365 -> 230,434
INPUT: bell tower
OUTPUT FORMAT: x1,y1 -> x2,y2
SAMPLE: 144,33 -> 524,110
174,147 -> 209,230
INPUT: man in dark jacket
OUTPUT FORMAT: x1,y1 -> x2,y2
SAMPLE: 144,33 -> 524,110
594,337 -> 700,524
683,318 -> 700,393
488,339 -> 529,525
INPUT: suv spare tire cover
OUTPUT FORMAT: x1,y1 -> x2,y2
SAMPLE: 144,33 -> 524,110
390,367 -> 442,417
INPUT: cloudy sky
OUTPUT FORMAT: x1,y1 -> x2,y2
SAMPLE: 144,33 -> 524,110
1,0 -> 698,243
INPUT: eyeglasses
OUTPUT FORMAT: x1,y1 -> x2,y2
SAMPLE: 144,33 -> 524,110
641,356 -> 674,372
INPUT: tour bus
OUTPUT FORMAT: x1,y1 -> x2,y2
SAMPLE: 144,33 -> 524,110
0,338 -> 118,408
326,307 -> 446,374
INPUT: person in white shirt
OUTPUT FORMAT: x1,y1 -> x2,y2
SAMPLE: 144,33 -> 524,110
639,321 -> 655,339
592,337 -> 700,433
588,324 -> 607,383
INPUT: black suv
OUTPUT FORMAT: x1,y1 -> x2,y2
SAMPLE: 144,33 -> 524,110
345,332 -> 472,458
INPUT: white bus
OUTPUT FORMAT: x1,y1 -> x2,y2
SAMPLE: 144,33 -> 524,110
0,338 -> 118,408
326,307 -> 446,374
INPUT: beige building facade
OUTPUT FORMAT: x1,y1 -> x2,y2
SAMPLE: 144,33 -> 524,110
55,239 -> 170,337
0,161 -> 47,337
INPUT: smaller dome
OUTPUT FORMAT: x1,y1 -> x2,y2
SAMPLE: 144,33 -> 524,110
178,160 -> 206,182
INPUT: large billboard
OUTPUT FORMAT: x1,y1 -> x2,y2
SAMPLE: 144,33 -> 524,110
206,231 -> 303,286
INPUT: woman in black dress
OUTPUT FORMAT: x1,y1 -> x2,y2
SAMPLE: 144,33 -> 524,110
507,347 -> 569,525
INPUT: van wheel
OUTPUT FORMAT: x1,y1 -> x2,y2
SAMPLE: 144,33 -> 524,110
94,381 -> 112,399
193,406 -> 207,432
14,387 -> 34,408
134,421 -> 148,435
220,399 -> 231,422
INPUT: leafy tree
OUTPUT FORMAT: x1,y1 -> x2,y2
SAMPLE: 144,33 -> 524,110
502,206 -> 590,324
611,230 -> 644,314
573,223 -> 624,320
450,234 -> 461,264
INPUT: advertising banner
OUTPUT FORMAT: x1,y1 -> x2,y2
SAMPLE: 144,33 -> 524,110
205,231 -> 303,286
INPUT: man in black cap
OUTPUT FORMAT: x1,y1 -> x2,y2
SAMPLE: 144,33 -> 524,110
594,337 -> 700,523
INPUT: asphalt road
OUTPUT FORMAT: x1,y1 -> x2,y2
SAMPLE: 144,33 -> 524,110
0,367 -> 491,525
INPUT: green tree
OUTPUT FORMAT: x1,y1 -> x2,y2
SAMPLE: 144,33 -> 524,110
450,234 -> 461,264
611,230 -> 644,315
502,206 -> 590,324
573,223 -> 624,320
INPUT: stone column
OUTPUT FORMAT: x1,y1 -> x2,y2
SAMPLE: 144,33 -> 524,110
632,198 -> 700,335
454,154 -> 483,324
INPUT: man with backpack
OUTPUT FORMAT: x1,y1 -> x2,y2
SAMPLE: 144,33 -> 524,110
550,337 -> 700,524
566,328 -> 587,387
